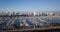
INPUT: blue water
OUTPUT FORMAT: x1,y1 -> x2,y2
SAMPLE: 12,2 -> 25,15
51,17 -> 60,23
0,24 -> 3,29
26,19 -> 34,27
14,18 -> 20,26
2,18 -> 9,26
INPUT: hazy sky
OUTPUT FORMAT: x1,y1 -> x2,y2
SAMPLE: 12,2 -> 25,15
0,0 -> 60,13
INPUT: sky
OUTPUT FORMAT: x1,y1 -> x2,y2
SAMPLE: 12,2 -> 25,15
0,0 -> 60,13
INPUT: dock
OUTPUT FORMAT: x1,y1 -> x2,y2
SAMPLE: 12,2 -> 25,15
3,26 -> 60,32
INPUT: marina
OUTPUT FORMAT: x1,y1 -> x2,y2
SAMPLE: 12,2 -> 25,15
0,16 -> 60,30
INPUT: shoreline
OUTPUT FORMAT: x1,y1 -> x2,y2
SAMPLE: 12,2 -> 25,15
0,15 -> 60,17
2,26 -> 60,32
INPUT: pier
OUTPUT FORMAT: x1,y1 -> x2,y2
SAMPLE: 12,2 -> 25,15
2,26 -> 60,32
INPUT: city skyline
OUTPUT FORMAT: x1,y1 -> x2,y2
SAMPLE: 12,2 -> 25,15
0,0 -> 60,13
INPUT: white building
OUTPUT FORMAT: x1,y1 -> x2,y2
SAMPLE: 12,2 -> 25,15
33,12 -> 37,16
47,12 -> 53,16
